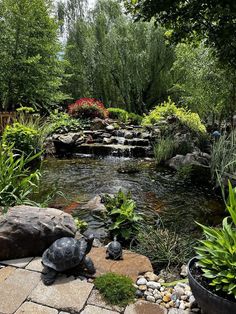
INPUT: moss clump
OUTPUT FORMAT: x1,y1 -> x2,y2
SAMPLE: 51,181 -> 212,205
94,273 -> 135,306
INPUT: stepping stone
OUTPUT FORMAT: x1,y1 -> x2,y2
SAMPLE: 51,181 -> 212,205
29,276 -> 93,313
87,289 -> 124,312
81,305 -> 119,314
0,257 -> 34,268
26,257 -> 45,273
15,302 -> 58,314
0,266 -> 15,283
0,269 -> 41,314
88,248 -> 153,282
124,301 -> 167,314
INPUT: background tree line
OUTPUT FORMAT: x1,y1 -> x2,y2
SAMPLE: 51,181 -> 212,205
0,0 -> 235,124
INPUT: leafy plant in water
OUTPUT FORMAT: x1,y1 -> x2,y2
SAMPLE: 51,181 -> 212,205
195,181 -> 236,298
103,190 -> 143,240
94,273 -> 135,306
0,145 -> 42,211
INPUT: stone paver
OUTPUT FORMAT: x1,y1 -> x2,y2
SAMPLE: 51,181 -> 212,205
87,289 -> 124,312
29,276 -> 93,313
88,248 -> 153,282
81,305 -> 119,314
124,301 -> 167,314
0,266 -> 15,283
0,257 -> 34,268
26,257 -> 45,273
0,268 -> 41,314
168,310 -> 194,314
15,302 -> 58,314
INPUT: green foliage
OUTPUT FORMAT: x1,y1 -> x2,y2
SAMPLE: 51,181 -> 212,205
125,0 -> 236,68
154,137 -> 177,165
16,107 -> 35,113
133,225 -> 195,270
94,273 -> 135,306
103,190 -> 143,240
74,218 -> 88,232
195,181 -> 236,298
0,145 -> 41,211
2,122 -> 41,156
0,0 -> 66,111
211,131 -> 236,186
128,112 -> 143,125
108,108 -> 128,123
142,98 -> 206,133
48,112 -> 82,134
176,165 -> 193,181
63,0 -> 174,113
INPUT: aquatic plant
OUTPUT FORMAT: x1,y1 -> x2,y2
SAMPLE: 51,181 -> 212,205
0,145 -> 41,211
103,190 -> 143,240
154,137 -> 177,165
94,273 -> 135,306
133,225 -> 195,270
108,108 -> 128,123
195,181 -> 236,298
142,98 -> 206,133
68,98 -> 109,120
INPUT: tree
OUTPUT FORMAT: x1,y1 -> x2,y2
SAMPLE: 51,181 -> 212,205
0,0 -> 66,111
63,0 -> 174,113
124,0 -> 236,68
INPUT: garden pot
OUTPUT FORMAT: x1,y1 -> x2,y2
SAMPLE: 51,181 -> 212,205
188,257 -> 236,314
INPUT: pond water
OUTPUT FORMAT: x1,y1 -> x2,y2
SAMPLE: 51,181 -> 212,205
38,157 -> 224,237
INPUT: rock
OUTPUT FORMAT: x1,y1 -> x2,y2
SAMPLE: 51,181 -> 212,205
0,206 -> 76,260
124,301 -> 167,314
91,118 -> 107,130
144,272 -> 159,282
135,290 -> 144,298
139,285 -> 147,291
0,257 -> 33,268
124,132 -> 133,139
174,287 -> 185,298
180,264 -> 188,277
55,132 -> 82,145
81,305 -> 119,314
106,125 -> 115,132
88,247 -> 153,282
92,238 -> 103,248
137,277 -> 147,285
179,301 -> 186,310
144,291 -> 153,297
162,294 -> 171,302
29,277 -> 93,313
87,289 -> 123,312
103,137 -> 113,144
146,295 -> 156,303
147,281 -> 161,289
81,195 -> 107,217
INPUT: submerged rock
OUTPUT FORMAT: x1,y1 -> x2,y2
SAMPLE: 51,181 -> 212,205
0,206 -> 76,260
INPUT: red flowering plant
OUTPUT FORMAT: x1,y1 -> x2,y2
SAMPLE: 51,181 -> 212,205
68,98 -> 109,120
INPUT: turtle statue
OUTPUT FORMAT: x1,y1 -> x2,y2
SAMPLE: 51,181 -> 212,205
106,236 -> 123,260
41,234 -> 95,285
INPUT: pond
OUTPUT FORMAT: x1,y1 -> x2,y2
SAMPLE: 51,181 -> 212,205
38,157 -> 224,238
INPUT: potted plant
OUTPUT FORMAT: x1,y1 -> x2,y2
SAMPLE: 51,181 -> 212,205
188,181 -> 236,314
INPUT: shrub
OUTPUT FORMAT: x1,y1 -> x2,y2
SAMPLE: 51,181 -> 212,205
48,112 -> 82,134
94,273 -> 135,306
133,226 -> 195,271
108,108 -> 128,123
128,113 -> 143,125
154,137 -> 177,165
2,122 -> 41,156
142,98 -> 206,133
68,98 -> 109,120
195,181 -> 236,298
103,190 -> 143,241
0,145 -> 41,211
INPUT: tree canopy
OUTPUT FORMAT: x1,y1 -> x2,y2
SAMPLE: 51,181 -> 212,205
124,0 -> 236,68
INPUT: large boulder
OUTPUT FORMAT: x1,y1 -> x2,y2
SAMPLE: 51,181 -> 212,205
0,206 -> 76,260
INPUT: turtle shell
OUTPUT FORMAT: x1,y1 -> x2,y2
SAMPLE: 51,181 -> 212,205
107,240 -> 122,255
42,237 -> 87,272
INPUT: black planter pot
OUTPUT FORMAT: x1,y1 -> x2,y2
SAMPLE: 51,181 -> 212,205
188,257 -> 236,314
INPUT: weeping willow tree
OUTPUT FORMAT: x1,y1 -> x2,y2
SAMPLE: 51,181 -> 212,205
63,0 -> 174,113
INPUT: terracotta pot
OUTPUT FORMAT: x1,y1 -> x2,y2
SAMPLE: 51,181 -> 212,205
188,257 -> 236,314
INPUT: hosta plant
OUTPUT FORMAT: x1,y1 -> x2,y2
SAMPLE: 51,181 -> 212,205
195,181 -> 236,298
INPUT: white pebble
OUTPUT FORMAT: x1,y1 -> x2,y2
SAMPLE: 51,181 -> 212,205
179,301 -> 186,310
146,295 -> 155,303
137,277 -> 147,285
147,281 -> 161,289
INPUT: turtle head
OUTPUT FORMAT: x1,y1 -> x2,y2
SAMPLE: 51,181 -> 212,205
85,234 -> 94,254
